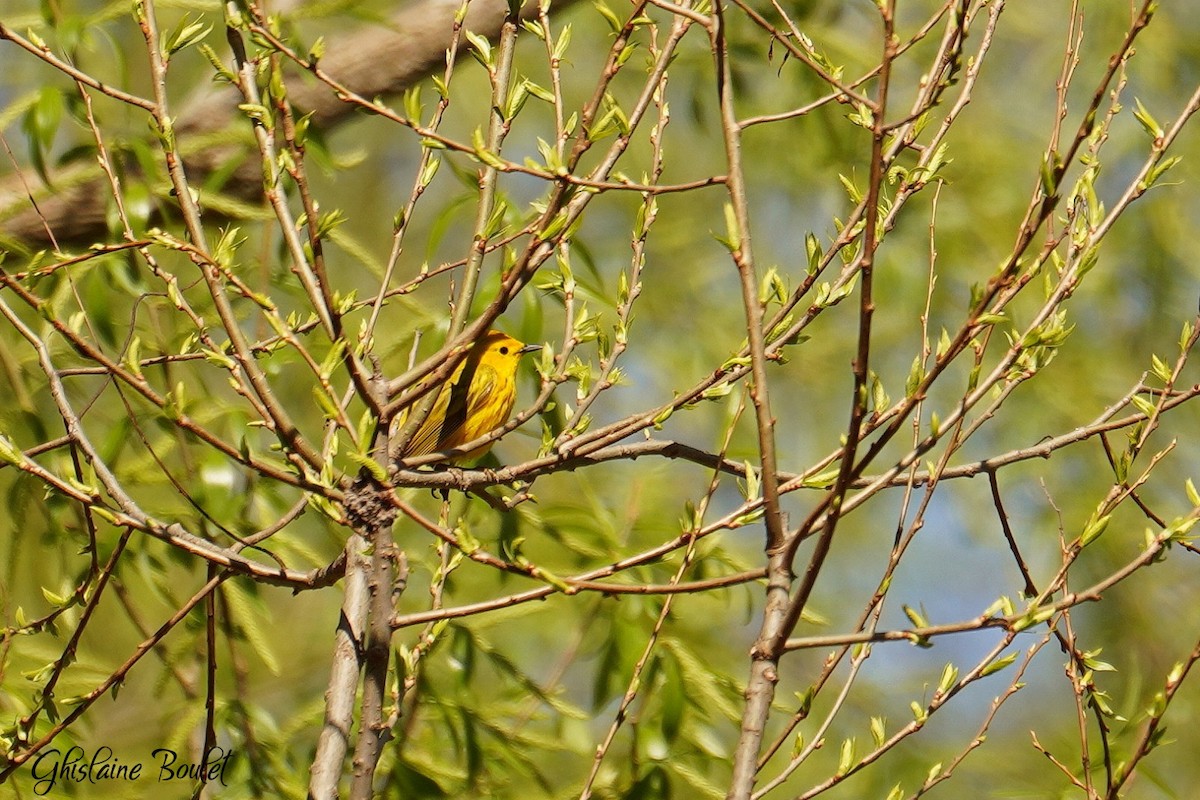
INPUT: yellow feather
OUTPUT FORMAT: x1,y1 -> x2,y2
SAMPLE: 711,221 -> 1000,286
398,330 -> 539,461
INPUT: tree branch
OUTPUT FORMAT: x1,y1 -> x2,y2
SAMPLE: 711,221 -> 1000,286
0,0 -> 584,250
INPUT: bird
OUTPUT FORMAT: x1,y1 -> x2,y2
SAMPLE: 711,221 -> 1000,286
396,330 -> 541,461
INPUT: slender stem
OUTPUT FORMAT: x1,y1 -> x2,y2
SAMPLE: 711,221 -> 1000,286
714,0 -> 788,790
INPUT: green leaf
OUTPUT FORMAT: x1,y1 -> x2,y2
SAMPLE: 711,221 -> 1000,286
1131,393 -> 1157,418
593,0 -> 622,33
836,737 -> 856,776
660,653 -> 686,743
1012,606 -> 1054,632
222,581 -> 281,676
1140,154 -> 1183,191
937,662 -> 959,696
308,36 -> 326,62
980,652 -> 1018,677
123,336 -> 144,379
790,730 -> 806,758
553,24 -> 573,61
805,232 -> 823,275
164,14 -> 212,56
471,126 -> 505,168
720,202 -> 741,252
800,467 -> 839,489
870,716 -> 886,748
906,356 -> 924,396
902,604 -> 928,628
838,173 -> 862,203
1150,353 -> 1173,384
1133,97 -> 1164,140
740,461 -> 760,502
1081,512 -> 1112,547
758,266 -> 786,305
346,452 -> 388,482
22,86 -> 64,182
871,372 -> 889,413
464,30 -> 493,67
0,434 -> 25,467
523,79 -> 555,105
404,87 -> 426,126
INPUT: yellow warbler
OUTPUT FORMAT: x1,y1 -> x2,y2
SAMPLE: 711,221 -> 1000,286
398,330 -> 541,461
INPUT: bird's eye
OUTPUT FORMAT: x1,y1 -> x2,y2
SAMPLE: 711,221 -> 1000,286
499,346 -> 510,355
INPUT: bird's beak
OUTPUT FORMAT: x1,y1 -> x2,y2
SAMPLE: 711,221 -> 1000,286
519,343 -> 543,354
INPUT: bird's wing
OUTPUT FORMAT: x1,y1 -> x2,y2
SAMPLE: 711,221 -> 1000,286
439,361 -> 498,449
399,380 -> 454,458
400,360 -> 498,457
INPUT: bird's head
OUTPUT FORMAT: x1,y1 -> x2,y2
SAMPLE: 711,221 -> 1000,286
477,330 -> 542,366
